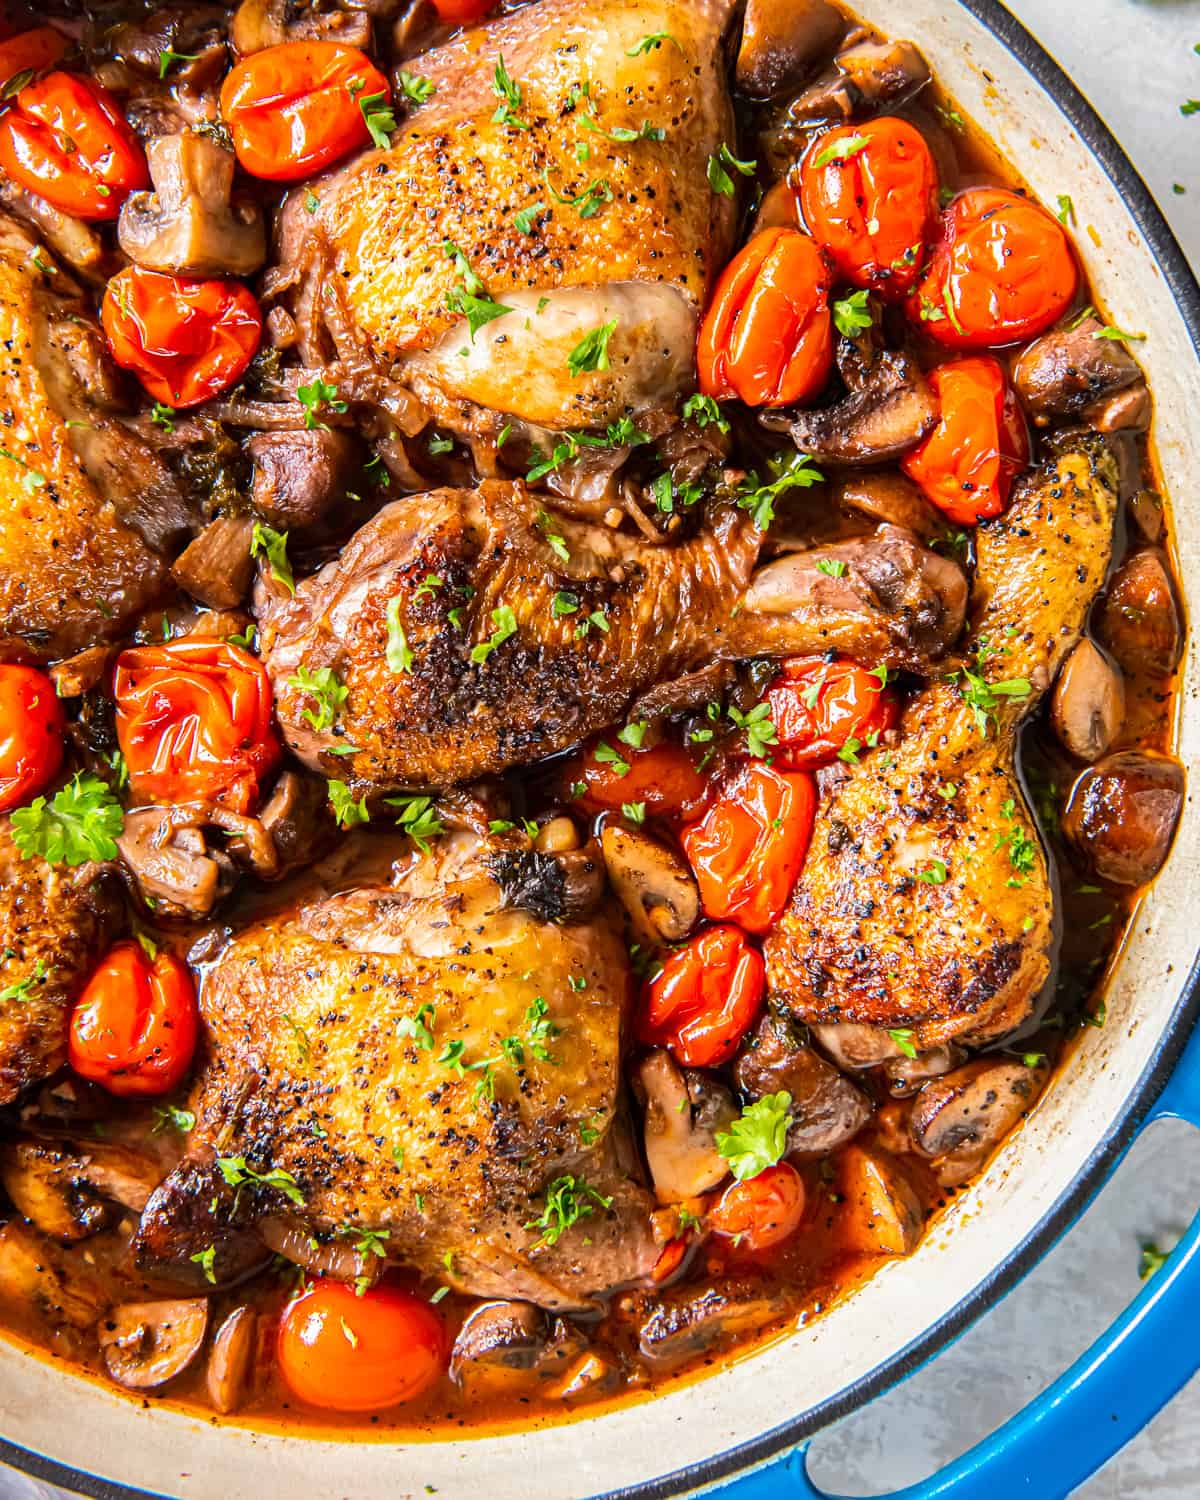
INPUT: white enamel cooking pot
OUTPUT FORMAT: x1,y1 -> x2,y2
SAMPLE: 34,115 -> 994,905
1,1 -> 1198,1497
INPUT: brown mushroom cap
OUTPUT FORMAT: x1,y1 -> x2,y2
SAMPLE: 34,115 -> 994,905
1051,638 -> 1126,763
600,823 -> 700,944
837,1144 -> 923,1254
99,1299 -> 209,1390
909,1057 -> 1048,1185
1098,550 -> 1182,677
734,1014 -> 872,1152
449,1302 -> 585,1400
634,1050 -> 735,1204
736,0 -> 846,99
207,1305 -> 257,1415
0,1137 -> 162,1244
1062,751 -> 1185,887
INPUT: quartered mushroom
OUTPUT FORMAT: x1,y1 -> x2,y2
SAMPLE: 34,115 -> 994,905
783,34 -> 930,123
207,1305 -> 257,1414
1051,638 -> 1125,763
1099,550 -> 1183,677
171,516 -> 256,610
1062,751 -> 1185,887
838,1143 -> 924,1254
810,1021 -> 910,1070
736,0 -> 845,99
734,1014 -> 871,1152
449,1301 -> 586,1400
0,1137 -> 162,1244
883,1043 -> 966,1099
637,1278 -> 787,1367
835,471 -> 943,541
600,824 -> 700,944
99,1299 -> 209,1390
0,1223 -> 108,1333
909,1057 -> 1049,1187
634,1051 -> 736,1204
1011,315 -> 1142,426
231,0 -> 371,52
119,135 -> 266,277
544,1349 -> 620,1402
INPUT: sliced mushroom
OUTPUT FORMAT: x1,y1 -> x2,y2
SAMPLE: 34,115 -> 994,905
171,516 -> 256,609
249,429 -> 362,530
1099,550 -> 1182,677
883,1043 -> 966,1099
837,1143 -> 923,1254
1011,316 -> 1142,426
763,345 -> 937,464
1084,382 -> 1150,433
1062,751 -> 1185,887
0,1137 -> 162,1243
783,36 -> 930,124
50,644 -> 118,699
637,1278 -> 787,1366
909,1057 -> 1048,1187
449,1302 -> 586,1399
207,1305 -> 257,1414
231,0 -> 372,52
734,1014 -> 871,1153
601,824 -> 700,944
0,1222 -> 108,1332
736,0 -> 845,99
259,770 -> 335,876
544,1349 -> 620,1402
119,135 -> 265,277
835,471 -> 942,541
0,177 -> 104,276
99,1299 -> 209,1390
810,1021 -> 908,1069
1050,639 -> 1125,763
634,1051 -> 735,1204
118,804 -> 236,920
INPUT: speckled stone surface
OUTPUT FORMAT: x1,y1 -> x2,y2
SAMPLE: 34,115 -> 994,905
0,2 -> 1197,1497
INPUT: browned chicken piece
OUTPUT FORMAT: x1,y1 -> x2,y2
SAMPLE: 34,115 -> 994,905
257,483 -> 966,787
0,819 -> 118,1105
135,833 -> 657,1310
0,217 -> 182,658
766,438 -> 1119,1047
281,0 -> 739,433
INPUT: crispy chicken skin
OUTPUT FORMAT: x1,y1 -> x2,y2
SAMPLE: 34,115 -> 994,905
0,217 -> 170,658
258,483 -> 966,787
136,833 -> 657,1309
287,0 -> 739,429
766,438 -> 1119,1046
0,818 -> 117,1105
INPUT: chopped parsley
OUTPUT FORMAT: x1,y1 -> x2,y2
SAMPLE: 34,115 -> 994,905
491,54 -> 529,130
471,605 -> 518,664
1094,324 -> 1146,343
297,378 -> 347,430
1138,1241 -> 1172,1280
541,167 -> 613,219
397,1003 -> 436,1050
553,590 -> 580,616
525,995 -> 560,1061
526,1174 -> 612,1247
385,596 -> 414,673
150,402 -> 176,432
812,132 -> 871,169
918,859 -> 948,885
287,665 -> 347,732
398,70 -> 436,105
816,557 -> 848,578
190,1245 -> 217,1284
385,793 -> 444,853
888,1028 -> 918,1060
626,32 -> 683,56
682,393 -> 730,433
11,773 -> 124,866
1056,194 -> 1076,226
621,801 -> 646,824
715,1092 -> 792,1181
157,47 -> 199,79
250,522 -> 295,594
216,1156 -> 305,1208
736,451 -> 823,530
707,142 -> 756,196
0,958 -> 46,1006
328,780 -> 369,830
444,240 -> 515,339
593,741 -> 630,776
832,289 -> 873,337
151,1104 -> 196,1135
727,702 -> 777,759
567,319 -> 618,377
514,201 -> 545,233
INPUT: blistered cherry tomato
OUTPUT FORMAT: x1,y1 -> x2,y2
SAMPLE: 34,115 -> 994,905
799,117 -> 937,297
909,187 -> 1078,349
277,1281 -> 445,1412
697,228 -> 833,407
575,738 -> 710,820
710,1163 -> 805,1252
765,657 -> 899,771
902,356 -> 1029,524
0,26 -> 68,91
639,925 -> 764,1067
0,664 -> 64,812
69,943 -> 198,1097
101,266 -> 262,408
0,70 -> 147,221
432,0 -> 495,20
113,640 -> 280,814
220,41 -> 391,182
682,762 -> 815,934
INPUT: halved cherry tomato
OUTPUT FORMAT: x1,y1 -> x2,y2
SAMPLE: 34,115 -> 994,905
101,266 -> 262,408
902,356 -> 1029,524
710,1162 -> 805,1252
0,26 -> 69,92
0,664 -> 64,812
681,761 -> 815,934
0,70 -> 147,221
220,41 -> 391,183
799,117 -> 938,298
909,187 -> 1078,349
639,925 -> 764,1067
277,1280 -> 446,1412
432,0 -> 495,20
697,228 -> 833,407
765,657 -> 899,771
113,640 -> 280,814
69,943 -> 198,1097
575,738 -> 710,820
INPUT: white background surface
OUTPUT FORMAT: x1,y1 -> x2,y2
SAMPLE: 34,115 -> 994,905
1,2 -> 1198,1497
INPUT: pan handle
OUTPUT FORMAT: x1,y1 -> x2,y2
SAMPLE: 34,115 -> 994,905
716,1019 -> 1200,1500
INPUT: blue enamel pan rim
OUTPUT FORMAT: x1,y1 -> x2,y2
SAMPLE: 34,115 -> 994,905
1,2 -> 1198,1497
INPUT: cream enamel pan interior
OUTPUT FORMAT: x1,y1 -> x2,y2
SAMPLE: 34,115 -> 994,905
2,2 -> 1198,1497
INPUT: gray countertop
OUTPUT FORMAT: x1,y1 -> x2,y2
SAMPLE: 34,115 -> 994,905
2,2 -> 1198,1497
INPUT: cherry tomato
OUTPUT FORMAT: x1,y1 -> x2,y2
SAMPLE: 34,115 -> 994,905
639,925 -> 764,1067
799,117 -> 938,298
697,228 -> 833,407
765,657 -> 899,771
101,267 -> 262,408
69,943 -> 198,1097
432,0 -> 495,20
909,187 -> 1078,349
278,1280 -> 445,1412
710,1163 -> 805,1253
113,640 -> 280,814
0,71 -> 147,221
575,738 -> 710,820
682,761 -> 815,934
220,41 -> 391,183
902,356 -> 1029,525
0,26 -> 69,91
0,664 -> 64,812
